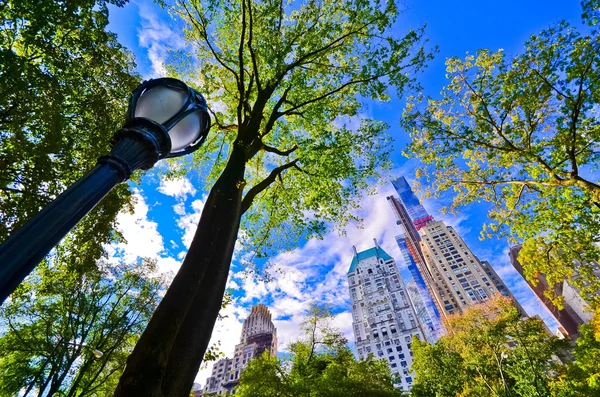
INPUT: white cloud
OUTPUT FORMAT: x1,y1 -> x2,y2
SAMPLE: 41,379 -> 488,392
137,3 -> 186,77
176,198 -> 207,248
113,193 -> 164,262
157,177 -> 197,199
108,192 -> 180,279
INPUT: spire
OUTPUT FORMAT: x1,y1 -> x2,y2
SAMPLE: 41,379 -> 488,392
373,238 -> 379,248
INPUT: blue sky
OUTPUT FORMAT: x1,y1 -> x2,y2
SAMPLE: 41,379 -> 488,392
106,0 -> 584,385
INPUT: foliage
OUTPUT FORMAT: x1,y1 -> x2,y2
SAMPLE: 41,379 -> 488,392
549,323 -> 600,397
0,257 -> 163,397
236,306 -> 403,397
411,295 -> 568,397
115,1 -> 434,395
0,0 -> 139,271
170,0 -> 434,256
401,3 -> 600,311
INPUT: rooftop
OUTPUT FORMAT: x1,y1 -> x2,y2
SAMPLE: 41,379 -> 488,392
348,246 -> 393,273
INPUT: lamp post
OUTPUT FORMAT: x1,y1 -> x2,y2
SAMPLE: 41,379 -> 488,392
499,351 -> 510,395
0,78 -> 210,304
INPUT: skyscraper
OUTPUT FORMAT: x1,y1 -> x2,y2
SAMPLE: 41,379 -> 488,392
419,219 -> 519,317
508,245 -> 594,338
391,177 -> 433,228
389,177 -> 520,321
348,241 -> 423,392
202,304 -> 277,395
387,177 -> 442,341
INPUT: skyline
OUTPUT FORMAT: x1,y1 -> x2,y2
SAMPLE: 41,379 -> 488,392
100,0 -> 579,384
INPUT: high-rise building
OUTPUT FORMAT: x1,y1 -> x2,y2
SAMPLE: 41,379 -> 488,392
348,241 -> 423,392
202,304 -> 277,395
405,278 -> 437,343
391,177 -> 433,228
508,245 -> 595,338
419,219 -> 519,318
387,178 -> 442,341
389,177 -> 520,321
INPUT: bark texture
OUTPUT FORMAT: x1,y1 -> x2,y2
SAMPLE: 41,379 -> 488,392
113,144 -> 247,397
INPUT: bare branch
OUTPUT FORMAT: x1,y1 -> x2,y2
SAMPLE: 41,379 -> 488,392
246,0 -> 262,92
241,159 -> 298,214
262,144 -> 298,156
183,3 -> 238,82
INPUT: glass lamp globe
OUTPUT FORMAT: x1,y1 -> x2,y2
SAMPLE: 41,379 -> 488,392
129,78 -> 210,158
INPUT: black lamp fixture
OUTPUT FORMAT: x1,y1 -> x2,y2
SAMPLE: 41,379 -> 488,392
0,78 -> 210,304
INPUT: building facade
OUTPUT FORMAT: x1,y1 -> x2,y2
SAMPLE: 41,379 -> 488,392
508,245 -> 594,338
387,178 -> 442,341
348,241 -> 423,392
202,304 -> 277,395
418,219 -> 519,318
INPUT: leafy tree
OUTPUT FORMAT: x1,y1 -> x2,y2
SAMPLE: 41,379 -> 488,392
115,0 -> 433,395
549,322 -> 600,397
0,258 -> 163,397
236,306 -> 403,397
411,295 -> 567,397
410,339 -> 466,397
0,0 -> 138,272
401,2 -> 600,315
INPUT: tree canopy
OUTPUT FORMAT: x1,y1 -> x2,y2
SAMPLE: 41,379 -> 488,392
169,0 -> 434,255
401,2 -> 600,315
236,306 -> 404,397
411,295 -> 568,397
0,257 -> 163,397
0,0 -> 139,272
116,1 -> 434,395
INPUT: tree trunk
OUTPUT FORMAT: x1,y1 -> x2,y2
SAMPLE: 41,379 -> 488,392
113,143 -> 247,397
161,235 -> 237,395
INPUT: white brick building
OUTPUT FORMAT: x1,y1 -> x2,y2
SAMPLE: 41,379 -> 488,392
348,241 -> 423,392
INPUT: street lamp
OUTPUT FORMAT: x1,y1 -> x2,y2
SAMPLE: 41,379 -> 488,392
64,340 -> 104,359
0,78 -> 210,304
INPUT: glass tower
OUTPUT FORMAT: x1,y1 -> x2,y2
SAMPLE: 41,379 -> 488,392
387,177 -> 442,342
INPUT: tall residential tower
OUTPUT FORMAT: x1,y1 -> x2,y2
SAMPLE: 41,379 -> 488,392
348,241 -> 423,392
387,177 -> 442,342
388,177 -> 521,321
202,304 -> 277,395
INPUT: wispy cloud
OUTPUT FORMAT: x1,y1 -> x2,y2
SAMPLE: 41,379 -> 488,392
106,191 -> 180,278
157,176 -> 197,199
137,3 -> 186,77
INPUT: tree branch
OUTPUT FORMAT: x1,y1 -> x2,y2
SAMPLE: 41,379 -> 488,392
241,159 -> 298,214
262,144 -> 298,156
532,69 -> 573,101
246,0 -> 262,92
182,1 -> 241,86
